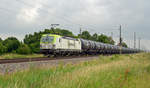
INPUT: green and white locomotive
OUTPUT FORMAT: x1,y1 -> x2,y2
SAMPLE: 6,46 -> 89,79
40,34 -> 82,56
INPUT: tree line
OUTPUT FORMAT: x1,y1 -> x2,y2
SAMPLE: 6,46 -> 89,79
0,28 -> 127,55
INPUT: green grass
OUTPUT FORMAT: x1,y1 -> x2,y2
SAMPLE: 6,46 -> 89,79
0,53 -> 45,59
0,53 -> 150,88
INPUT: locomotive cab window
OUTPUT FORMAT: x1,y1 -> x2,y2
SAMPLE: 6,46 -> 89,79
41,36 -> 54,43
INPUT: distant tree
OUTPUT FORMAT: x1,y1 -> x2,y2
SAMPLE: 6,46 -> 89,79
42,28 -> 74,37
43,29 -> 53,34
81,31 -> 91,40
24,34 -> 40,45
91,33 -> 98,41
0,42 -> 6,54
97,34 -> 115,45
24,32 -> 42,53
122,42 -> 128,48
17,44 -> 31,54
108,37 -> 115,45
59,29 -> 74,37
98,34 -> 108,43
0,38 -> 2,42
3,37 -> 20,52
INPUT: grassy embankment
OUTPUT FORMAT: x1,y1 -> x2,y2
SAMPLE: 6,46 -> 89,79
0,53 -> 150,88
0,54 -> 45,59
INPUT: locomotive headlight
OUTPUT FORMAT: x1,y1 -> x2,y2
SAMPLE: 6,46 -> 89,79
53,44 -> 56,48
47,44 -> 55,49
40,44 -> 47,49
48,44 -> 51,49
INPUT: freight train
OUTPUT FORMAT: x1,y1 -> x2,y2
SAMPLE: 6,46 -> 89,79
40,34 -> 141,56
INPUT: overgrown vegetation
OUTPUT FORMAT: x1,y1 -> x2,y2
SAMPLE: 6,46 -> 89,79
0,54 -> 44,59
0,53 -> 150,88
16,44 -> 31,55
0,28 -> 124,55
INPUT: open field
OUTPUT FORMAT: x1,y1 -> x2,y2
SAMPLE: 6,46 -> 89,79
0,53 -> 150,88
0,54 -> 45,59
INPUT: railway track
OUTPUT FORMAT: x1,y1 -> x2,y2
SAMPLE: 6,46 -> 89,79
0,55 -> 100,64
0,55 -> 101,74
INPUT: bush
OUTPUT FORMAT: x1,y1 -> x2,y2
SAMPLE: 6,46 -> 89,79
29,42 -> 40,53
3,37 -> 20,52
16,44 -> 31,55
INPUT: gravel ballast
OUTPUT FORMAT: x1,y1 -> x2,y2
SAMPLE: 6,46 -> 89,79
0,56 -> 99,74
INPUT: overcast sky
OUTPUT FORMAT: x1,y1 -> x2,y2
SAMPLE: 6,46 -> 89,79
0,0 -> 150,50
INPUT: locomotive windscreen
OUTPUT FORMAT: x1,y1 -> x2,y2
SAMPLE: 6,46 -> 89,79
41,36 -> 54,43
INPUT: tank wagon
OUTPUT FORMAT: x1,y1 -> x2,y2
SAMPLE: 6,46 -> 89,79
40,34 -> 141,56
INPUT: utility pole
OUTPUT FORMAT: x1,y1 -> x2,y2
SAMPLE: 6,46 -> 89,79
119,25 -> 122,45
139,37 -> 141,50
80,27 -> 82,37
119,25 -> 122,54
134,32 -> 136,49
51,24 -> 59,34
